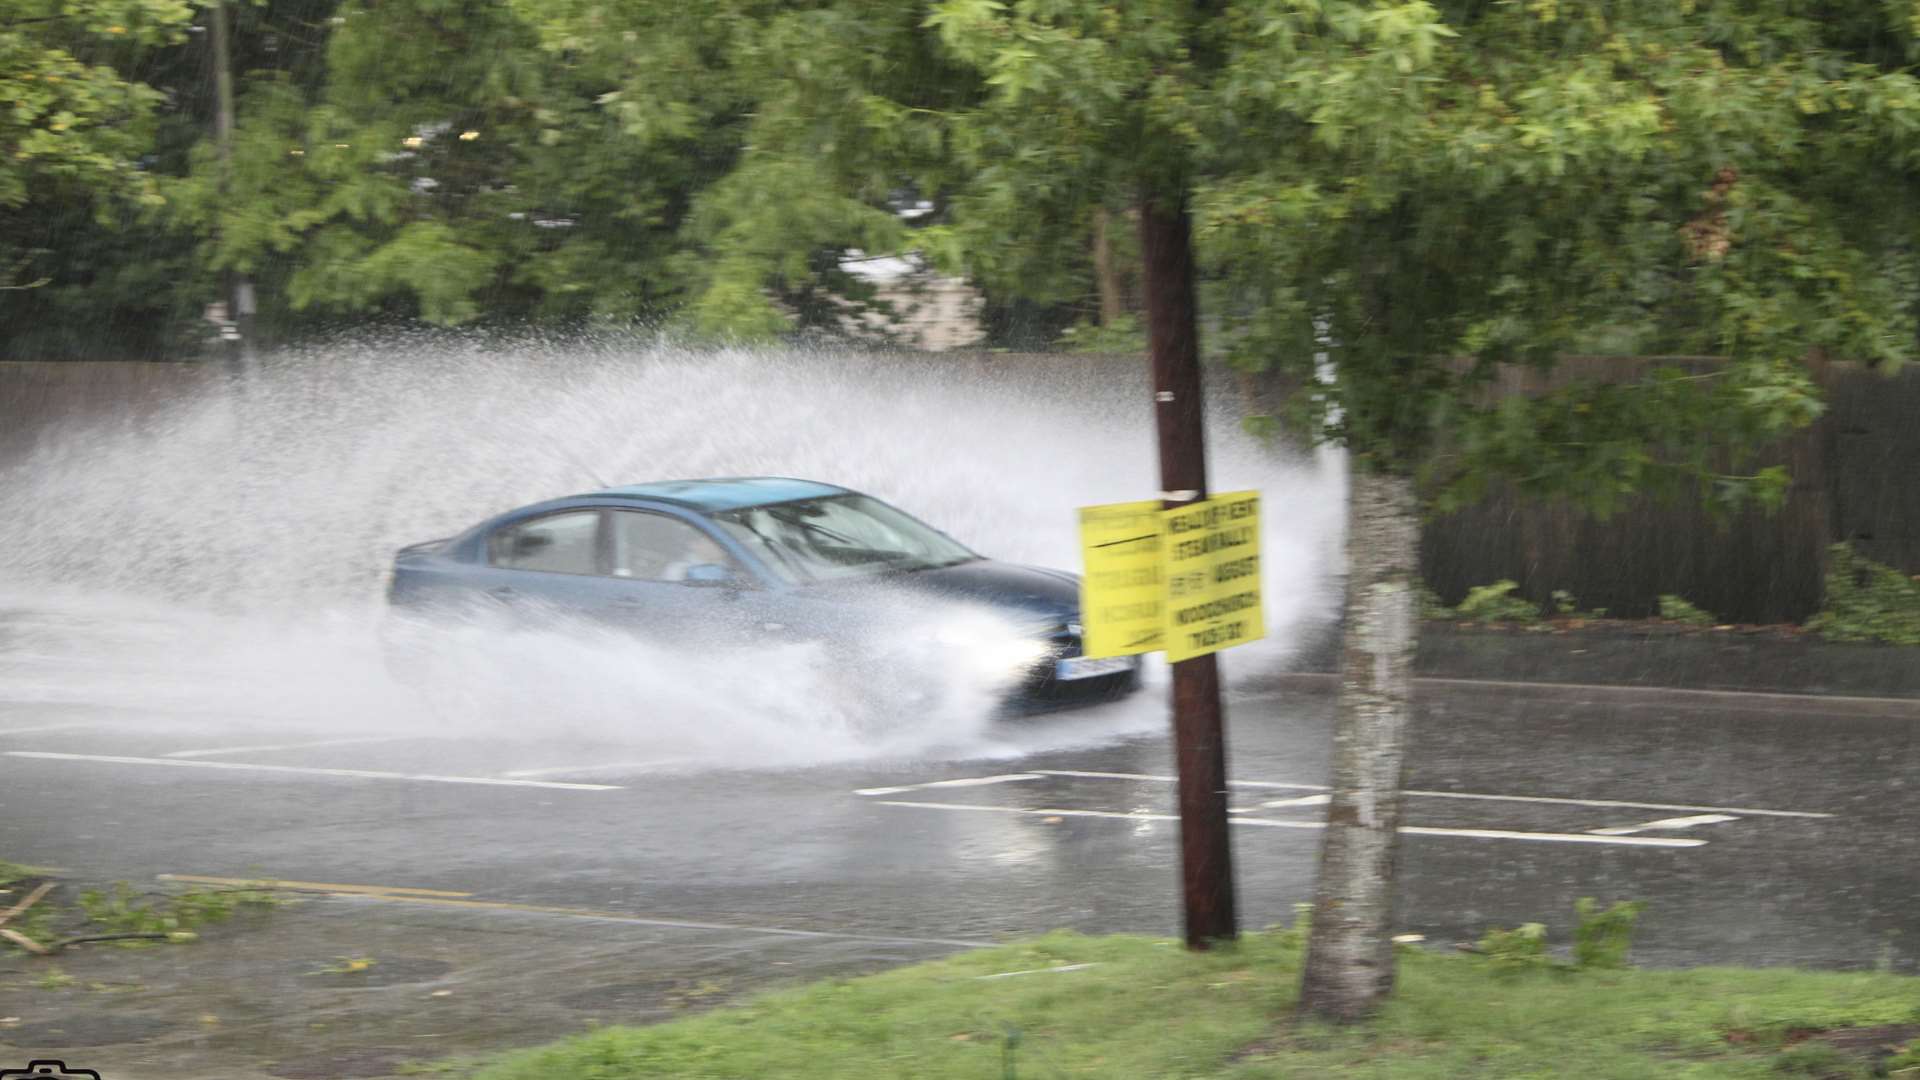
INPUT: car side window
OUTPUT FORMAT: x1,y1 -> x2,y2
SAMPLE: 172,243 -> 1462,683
609,511 -> 733,583
488,511 -> 601,575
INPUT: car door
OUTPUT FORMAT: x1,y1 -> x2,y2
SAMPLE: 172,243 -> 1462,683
595,508 -> 762,646
473,508 -> 611,625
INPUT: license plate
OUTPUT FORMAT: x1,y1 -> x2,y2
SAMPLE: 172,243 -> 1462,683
1056,655 -> 1133,681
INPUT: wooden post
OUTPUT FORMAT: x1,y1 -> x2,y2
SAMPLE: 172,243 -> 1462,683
1139,188 -> 1237,949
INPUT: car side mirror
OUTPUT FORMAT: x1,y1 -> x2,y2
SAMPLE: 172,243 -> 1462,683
683,563 -> 738,588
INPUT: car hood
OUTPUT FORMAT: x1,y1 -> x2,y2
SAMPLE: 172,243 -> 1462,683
809,559 -> 1081,626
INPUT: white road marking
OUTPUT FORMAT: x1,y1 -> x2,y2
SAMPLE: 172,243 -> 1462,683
1398,791 -> 1822,819
1589,813 -> 1739,836
0,723 -> 96,737
1030,768 -> 1325,793
4,751 -> 622,791
164,735 -> 416,759
1026,769 -> 1831,819
873,800 -> 1708,847
1394,824 -> 1704,847
503,759 -> 692,778
855,773 -> 1044,797
878,801 -> 1191,825
1230,794 -> 1332,813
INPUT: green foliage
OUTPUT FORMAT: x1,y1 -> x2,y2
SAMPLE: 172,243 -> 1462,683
1658,595 -> 1718,627
1550,589 -> 1577,616
1474,898 -> 1645,977
0,859 -> 30,887
1477,922 -> 1552,975
514,0 -> 964,339
76,880 -> 280,942
642,0 -> 1871,509
1572,898 -> 1646,971
1057,314 -> 1146,354
0,0 -> 199,344
0,0 -> 192,215
1811,544 -> 1920,646
1456,580 -> 1540,623
6,904 -> 57,951
1193,2 -> 1880,508
175,0 -> 727,328
1417,585 -> 1455,621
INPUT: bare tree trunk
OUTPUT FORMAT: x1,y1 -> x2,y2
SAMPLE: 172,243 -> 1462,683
1299,463 -> 1420,1021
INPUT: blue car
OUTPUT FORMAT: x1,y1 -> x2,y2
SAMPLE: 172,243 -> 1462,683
385,477 -> 1140,710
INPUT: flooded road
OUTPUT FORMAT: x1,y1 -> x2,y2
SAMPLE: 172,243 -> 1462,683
2,678 -> 1912,972
3,655 -> 1916,1076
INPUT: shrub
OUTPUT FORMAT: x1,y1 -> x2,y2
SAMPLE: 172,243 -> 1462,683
1478,922 -> 1552,974
1456,580 -> 1540,623
1657,595 -> 1715,626
1572,898 -> 1645,970
1418,585 -> 1455,620
1810,543 -> 1920,646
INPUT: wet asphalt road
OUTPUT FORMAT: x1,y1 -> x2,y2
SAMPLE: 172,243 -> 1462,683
3,678 -> 1915,975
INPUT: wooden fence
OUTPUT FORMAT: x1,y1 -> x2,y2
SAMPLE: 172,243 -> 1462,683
1420,360 -> 1920,623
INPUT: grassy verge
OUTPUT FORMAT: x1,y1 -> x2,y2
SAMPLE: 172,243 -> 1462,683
474,929 -> 1919,1079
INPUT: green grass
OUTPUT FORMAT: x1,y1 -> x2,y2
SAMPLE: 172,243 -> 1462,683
472,930 -> 1920,1079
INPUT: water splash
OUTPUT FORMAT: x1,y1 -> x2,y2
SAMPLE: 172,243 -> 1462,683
0,335 -> 1344,766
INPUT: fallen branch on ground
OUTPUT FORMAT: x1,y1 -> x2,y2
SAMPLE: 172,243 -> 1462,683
0,881 -> 55,954
47,932 -> 175,951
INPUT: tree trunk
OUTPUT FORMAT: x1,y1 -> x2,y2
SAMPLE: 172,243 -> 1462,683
1299,463 -> 1420,1021
210,0 -> 256,378
1093,207 -> 1126,327
1138,189 -> 1238,950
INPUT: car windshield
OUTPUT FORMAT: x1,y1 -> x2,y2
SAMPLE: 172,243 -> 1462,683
711,494 -> 979,584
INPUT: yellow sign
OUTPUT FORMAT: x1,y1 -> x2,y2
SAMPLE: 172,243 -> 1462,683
1162,490 -> 1264,662
1077,500 -> 1166,657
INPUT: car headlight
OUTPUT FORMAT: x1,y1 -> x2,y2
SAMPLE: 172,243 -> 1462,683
932,616 -> 1052,676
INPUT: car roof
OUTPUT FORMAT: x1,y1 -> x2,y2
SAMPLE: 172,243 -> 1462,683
588,476 -> 853,513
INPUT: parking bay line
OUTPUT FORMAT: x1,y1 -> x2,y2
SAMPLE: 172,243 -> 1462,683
504,758 -> 693,779
1231,793 -> 1332,812
4,751 -> 623,791
1023,769 -> 1832,820
1589,813 -> 1740,836
164,735 -> 419,759
855,773 -> 1045,797
872,800 -> 1708,848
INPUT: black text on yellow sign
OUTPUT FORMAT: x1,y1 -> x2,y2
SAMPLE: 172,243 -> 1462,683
1076,500 -> 1165,658
1162,490 -> 1264,663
